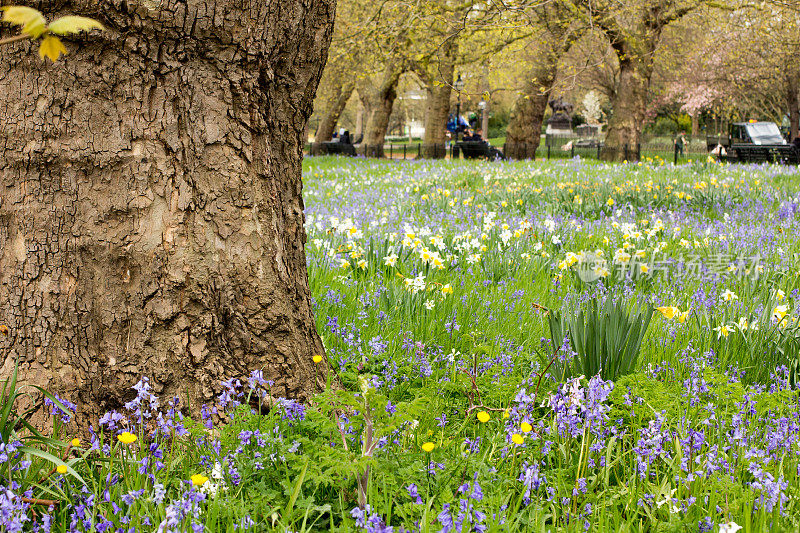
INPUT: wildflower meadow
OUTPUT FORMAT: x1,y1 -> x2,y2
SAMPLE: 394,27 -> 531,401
6,156 -> 800,532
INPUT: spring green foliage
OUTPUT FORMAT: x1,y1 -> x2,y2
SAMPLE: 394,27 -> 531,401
6,158 -> 800,531
1,6 -> 103,61
548,298 -> 654,381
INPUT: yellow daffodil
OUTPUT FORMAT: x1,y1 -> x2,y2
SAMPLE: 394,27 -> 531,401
773,305 -> 789,321
714,324 -> 730,338
656,306 -> 680,319
678,309 -> 691,323
720,290 -> 738,302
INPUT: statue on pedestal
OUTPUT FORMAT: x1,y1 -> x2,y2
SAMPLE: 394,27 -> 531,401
546,97 -> 574,135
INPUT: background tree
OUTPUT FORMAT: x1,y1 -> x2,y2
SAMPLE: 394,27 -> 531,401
578,0 -> 703,159
314,56 -> 357,143
505,2 -> 583,160
0,0 -> 335,423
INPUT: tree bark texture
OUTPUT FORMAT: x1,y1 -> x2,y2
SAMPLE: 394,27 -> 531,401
421,40 -> 456,159
0,0 -> 335,424
505,63 -> 556,160
314,79 -> 354,142
786,73 -> 799,141
361,61 -> 403,157
602,51 -> 653,161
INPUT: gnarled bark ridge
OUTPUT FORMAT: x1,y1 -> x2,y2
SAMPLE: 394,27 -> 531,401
0,0 -> 335,423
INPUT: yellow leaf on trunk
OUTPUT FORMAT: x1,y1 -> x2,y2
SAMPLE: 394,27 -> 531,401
39,35 -> 67,62
48,15 -> 104,35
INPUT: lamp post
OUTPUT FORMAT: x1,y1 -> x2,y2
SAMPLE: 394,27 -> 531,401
454,74 -> 464,142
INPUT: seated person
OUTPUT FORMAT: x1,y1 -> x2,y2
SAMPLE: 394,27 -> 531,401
339,130 -> 352,144
463,129 -> 483,142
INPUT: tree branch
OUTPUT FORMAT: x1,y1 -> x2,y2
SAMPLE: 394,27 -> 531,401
0,33 -> 31,46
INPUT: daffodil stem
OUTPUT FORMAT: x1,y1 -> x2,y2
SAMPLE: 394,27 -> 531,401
0,33 -> 31,46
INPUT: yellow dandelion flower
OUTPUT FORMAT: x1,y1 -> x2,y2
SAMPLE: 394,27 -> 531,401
117,432 -> 137,445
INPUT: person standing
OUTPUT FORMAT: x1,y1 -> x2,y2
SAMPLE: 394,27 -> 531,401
674,131 -> 687,157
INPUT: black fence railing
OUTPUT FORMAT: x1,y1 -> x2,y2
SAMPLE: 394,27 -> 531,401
307,142 -> 454,160
305,138 -> 721,164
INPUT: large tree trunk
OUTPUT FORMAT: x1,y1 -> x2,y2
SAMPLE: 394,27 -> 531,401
361,62 -> 403,157
787,73 -> 799,141
314,80 -> 355,142
421,41 -> 456,159
0,0 -> 334,424
354,98 -> 365,138
421,83 -> 452,158
505,64 -> 556,160
601,56 -> 651,161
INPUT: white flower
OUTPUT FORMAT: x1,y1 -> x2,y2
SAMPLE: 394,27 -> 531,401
720,289 -> 738,302
424,300 -> 435,310
551,235 -> 562,245
718,521 -> 742,533
200,479 -> 221,497
773,304 -> 788,321
656,489 -> 677,510
384,253 -> 398,267
405,273 -> 426,294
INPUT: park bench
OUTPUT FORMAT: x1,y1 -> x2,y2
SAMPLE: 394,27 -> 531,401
310,141 -> 357,157
455,141 -> 505,160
